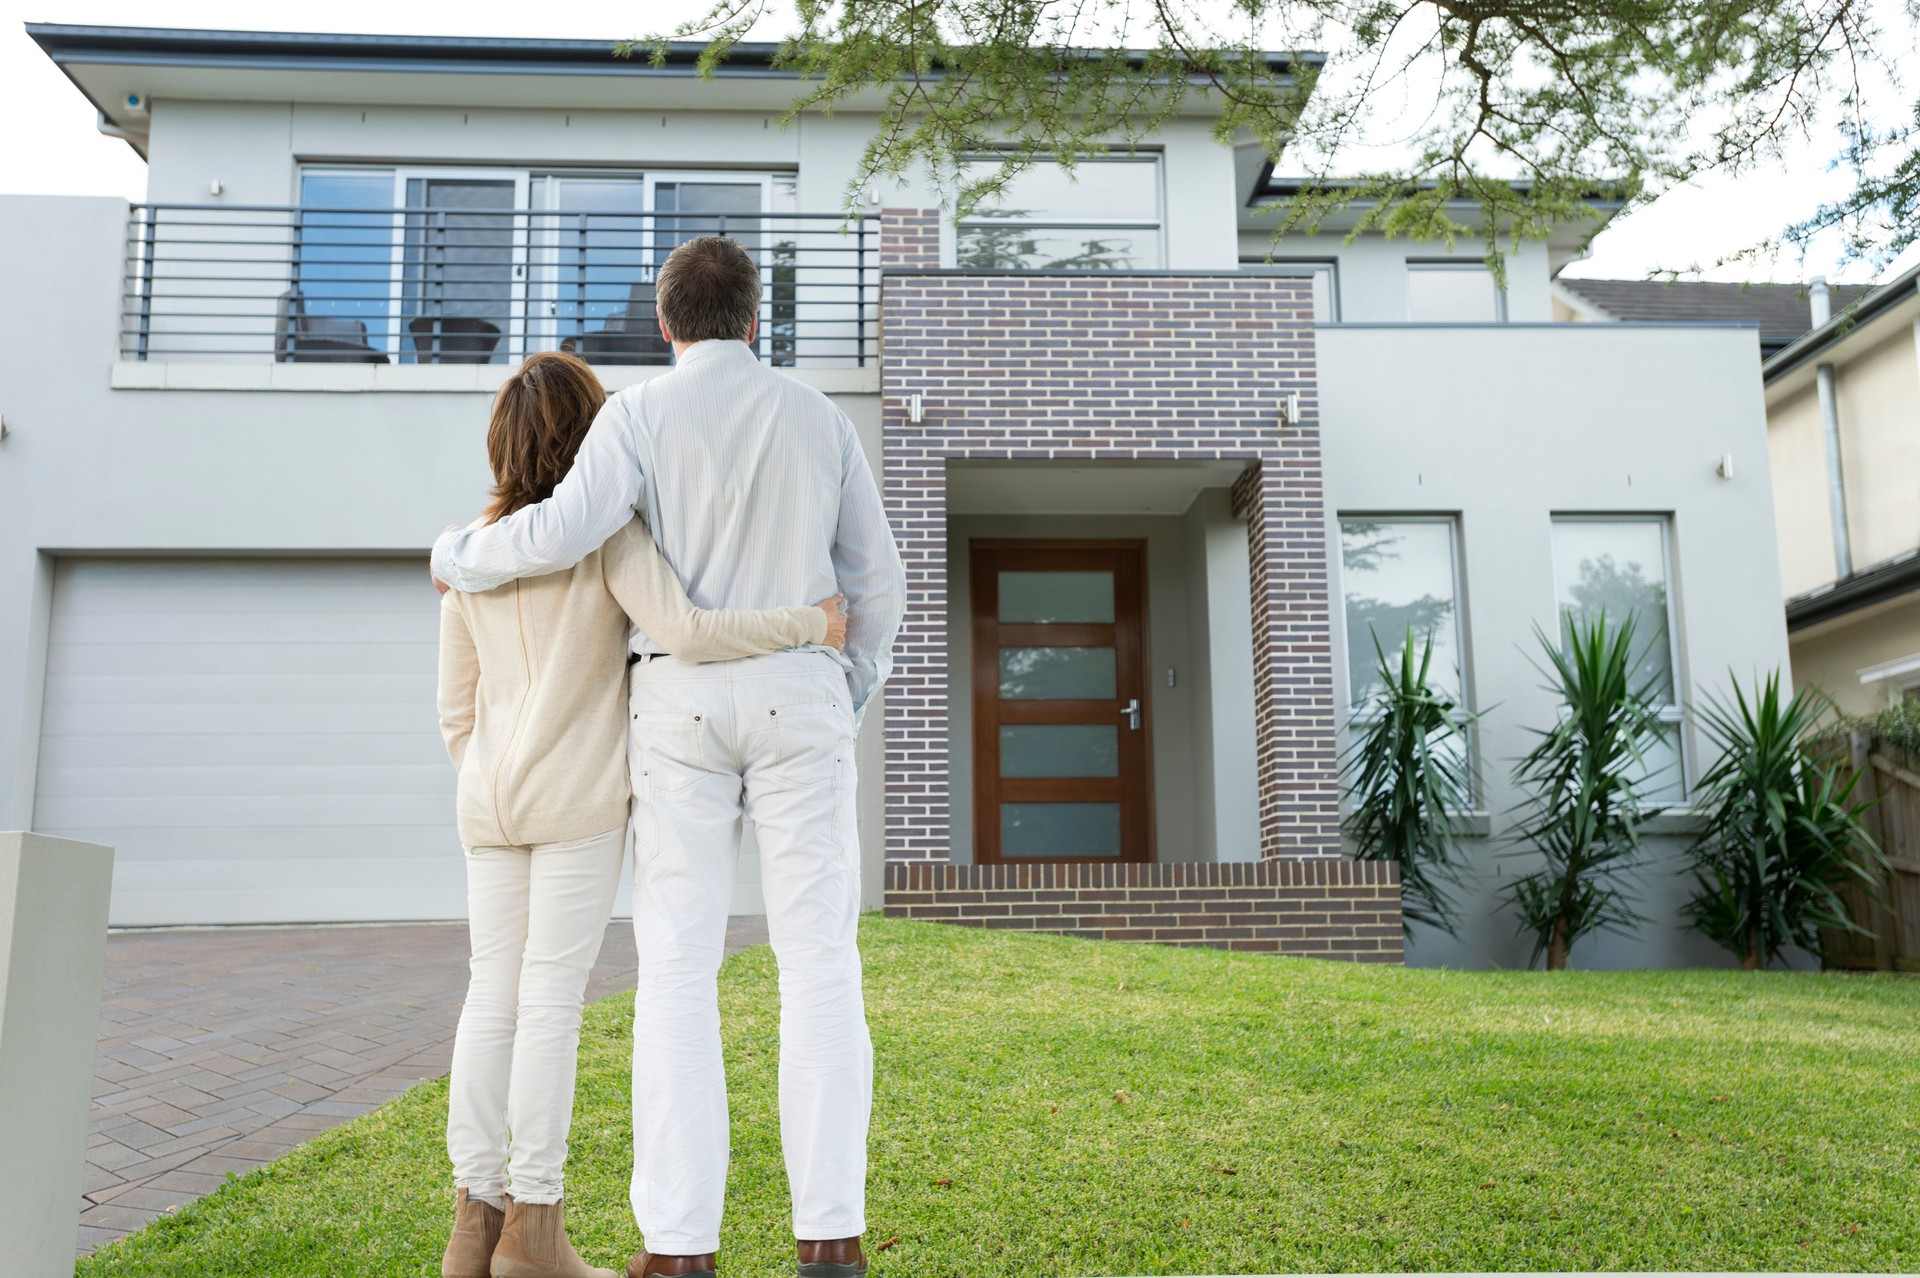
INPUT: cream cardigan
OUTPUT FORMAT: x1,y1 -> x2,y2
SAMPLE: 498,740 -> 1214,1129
437,518 -> 826,848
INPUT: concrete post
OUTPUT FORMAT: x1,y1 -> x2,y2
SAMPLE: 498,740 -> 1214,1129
0,832 -> 114,1275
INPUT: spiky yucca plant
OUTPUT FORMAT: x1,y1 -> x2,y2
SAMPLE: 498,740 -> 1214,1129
1684,674 -> 1885,970
1506,611 -> 1666,970
1341,629 -> 1480,937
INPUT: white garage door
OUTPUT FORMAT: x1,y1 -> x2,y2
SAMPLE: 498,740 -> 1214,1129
33,558 -> 472,926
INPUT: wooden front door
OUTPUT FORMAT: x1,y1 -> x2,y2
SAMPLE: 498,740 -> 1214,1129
971,540 -> 1153,864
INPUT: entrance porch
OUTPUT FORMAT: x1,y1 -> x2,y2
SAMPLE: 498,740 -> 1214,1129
874,246 -> 1402,961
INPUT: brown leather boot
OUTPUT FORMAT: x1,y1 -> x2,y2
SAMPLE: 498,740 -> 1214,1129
798,1237 -> 866,1278
442,1188 -> 505,1278
626,1250 -> 718,1278
491,1195 -> 617,1278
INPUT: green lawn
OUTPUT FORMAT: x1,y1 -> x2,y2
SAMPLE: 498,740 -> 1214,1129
77,915 -> 1918,1277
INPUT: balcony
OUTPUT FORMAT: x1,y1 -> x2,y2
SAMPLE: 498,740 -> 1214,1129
120,203 -> 879,370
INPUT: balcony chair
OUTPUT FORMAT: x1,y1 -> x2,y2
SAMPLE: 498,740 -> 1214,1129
273,290 -> 389,364
407,315 -> 504,365
568,282 -> 672,366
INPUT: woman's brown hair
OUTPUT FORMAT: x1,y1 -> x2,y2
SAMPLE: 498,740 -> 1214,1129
482,351 -> 607,525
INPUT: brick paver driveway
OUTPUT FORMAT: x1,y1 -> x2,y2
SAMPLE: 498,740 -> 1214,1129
80,917 -> 769,1256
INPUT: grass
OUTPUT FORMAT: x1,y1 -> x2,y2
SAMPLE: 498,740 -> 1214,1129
77,915 -> 1919,1276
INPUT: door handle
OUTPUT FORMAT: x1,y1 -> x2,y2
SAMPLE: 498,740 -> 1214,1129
1120,698 -> 1141,730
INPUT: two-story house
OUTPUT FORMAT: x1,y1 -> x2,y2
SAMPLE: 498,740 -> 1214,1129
0,23 -> 1791,968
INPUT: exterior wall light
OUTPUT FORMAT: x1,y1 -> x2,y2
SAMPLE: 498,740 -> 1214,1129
1277,391 -> 1300,427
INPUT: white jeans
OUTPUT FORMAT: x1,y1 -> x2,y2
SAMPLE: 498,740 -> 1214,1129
447,825 -> 626,1205
627,651 -> 870,1254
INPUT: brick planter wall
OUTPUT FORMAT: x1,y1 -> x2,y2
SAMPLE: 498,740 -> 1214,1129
885,861 -> 1404,963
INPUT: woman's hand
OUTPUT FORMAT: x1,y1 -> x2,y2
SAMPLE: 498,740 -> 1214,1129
812,595 -> 848,653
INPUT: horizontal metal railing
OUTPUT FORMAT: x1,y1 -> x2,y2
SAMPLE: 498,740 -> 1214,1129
122,203 -> 879,368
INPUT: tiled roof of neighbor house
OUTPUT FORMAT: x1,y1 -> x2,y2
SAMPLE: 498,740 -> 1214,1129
1557,277 -> 1875,355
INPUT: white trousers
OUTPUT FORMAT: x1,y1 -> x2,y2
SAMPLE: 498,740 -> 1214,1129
627,651 -> 871,1254
447,825 -> 626,1205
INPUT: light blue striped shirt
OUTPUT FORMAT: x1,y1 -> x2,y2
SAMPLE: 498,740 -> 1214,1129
431,339 -> 905,720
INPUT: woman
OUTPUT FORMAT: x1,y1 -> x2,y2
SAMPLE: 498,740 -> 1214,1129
436,351 -> 843,1278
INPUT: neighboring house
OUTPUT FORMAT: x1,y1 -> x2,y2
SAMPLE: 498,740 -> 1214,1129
0,24 -> 1789,968
1559,271 -> 1920,716
1555,277 -> 1874,359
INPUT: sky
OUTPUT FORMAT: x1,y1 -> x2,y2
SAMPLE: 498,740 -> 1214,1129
5,1 -> 1916,285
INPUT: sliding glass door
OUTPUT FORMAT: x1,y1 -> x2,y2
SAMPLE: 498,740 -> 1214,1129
529,174 -> 770,363
294,167 -> 777,365
397,171 -> 528,365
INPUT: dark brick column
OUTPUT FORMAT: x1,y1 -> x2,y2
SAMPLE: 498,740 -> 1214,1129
1232,461 -> 1343,858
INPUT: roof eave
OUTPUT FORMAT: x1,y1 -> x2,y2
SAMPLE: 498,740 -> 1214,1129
27,23 -> 1319,84
1786,549 -> 1920,632
1763,262 -> 1920,384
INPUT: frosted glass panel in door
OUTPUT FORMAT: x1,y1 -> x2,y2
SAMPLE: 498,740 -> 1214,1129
1001,803 -> 1123,858
1000,725 -> 1120,778
999,648 -> 1117,700
998,571 -> 1114,623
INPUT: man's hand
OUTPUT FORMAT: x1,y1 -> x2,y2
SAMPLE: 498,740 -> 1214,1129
431,524 -> 462,596
812,594 -> 848,653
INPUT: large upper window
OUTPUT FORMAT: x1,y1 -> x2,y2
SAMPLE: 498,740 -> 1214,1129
1338,517 -> 1466,710
1240,259 -> 1340,321
1407,260 -> 1505,322
955,156 -> 1163,271
1550,517 -> 1685,802
292,167 -> 794,365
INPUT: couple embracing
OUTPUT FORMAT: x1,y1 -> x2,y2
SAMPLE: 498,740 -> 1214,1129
429,235 -> 905,1278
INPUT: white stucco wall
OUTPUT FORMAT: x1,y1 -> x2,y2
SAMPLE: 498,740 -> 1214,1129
1237,231 -> 1556,322
139,98 -> 1246,273
1319,322 -> 1788,969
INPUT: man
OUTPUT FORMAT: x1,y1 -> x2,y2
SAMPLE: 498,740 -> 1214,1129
432,235 -> 905,1278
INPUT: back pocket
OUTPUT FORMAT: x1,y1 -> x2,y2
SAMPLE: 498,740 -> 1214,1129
631,709 -> 706,795
764,699 -> 853,785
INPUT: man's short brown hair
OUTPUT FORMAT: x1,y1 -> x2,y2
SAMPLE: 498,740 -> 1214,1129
655,235 -> 761,343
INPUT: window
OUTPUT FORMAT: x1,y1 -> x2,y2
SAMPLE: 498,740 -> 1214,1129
1407,260 -> 1504,322
294,166 -> 787,365
955,156 -> 1163,270
296,170 -> 400,355
1339,517 -> 1466,710
1240,259 -> 1340,321
1550,517 -> 1685,802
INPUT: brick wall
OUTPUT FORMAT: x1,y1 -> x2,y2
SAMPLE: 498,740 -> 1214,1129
877,208 -> 941,272
873,209 -> 1384,961
885,860 -> 1404,963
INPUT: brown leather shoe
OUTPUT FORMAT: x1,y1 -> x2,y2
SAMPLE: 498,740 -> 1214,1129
798,1237 -> 866,1278
441,1188 -> 505,1278
626,1251 -> 718,1278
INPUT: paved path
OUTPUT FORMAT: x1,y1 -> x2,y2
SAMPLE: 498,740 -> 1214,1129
80,917 -> 770,1256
